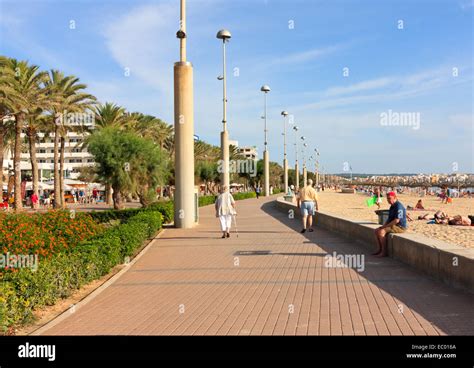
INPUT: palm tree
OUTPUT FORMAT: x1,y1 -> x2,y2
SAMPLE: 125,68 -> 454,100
0,57 -> 18,203
193,140 -> 221,193
0,57 -> 18,195
93,102 -> 127,129
0,58 -> 48,210
0,120 -> 15,197
124,113 -> 173,150
45,70 -> 96,208
194,140 -> 219,162
25,113 -> 50,198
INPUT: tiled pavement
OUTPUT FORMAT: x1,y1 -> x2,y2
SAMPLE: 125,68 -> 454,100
40,196 -> 474,335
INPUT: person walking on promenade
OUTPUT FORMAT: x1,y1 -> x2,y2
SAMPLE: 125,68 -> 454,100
92,187 -> 98,204
215,186 -> 237,238
373,191 -> 407,257
30,192 -> 38,209
297,179 -> 319,233
255,186 -> 261,199
374,187 -> 382,209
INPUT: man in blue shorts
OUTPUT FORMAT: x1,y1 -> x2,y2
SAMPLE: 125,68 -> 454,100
297,179 -> 319,233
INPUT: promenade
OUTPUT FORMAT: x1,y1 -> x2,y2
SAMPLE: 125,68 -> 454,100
38,196 -> 474,335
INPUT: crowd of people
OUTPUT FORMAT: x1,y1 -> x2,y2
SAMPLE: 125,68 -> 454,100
214,180 -> 473,258
1,187 -> 104,211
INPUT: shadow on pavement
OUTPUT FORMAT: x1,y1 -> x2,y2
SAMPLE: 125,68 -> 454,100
260,200 -> 474,335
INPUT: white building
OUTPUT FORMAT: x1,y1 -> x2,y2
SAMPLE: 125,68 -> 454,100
2,121 -> 95,182
238,146 -> 258,161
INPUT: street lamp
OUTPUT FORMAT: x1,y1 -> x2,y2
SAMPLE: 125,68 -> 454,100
261,85 -> 271,196
314,148 -> 320,188
301,137 -> 307,185
216,29 -> 231,190
293,125 -> 299,189
321,165 -> 326,188
281,111 -> 289,194
174,0 -> 196,228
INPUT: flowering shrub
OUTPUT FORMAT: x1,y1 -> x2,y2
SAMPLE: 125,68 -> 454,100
0,210 -> 163,333
0,210 -> 103,262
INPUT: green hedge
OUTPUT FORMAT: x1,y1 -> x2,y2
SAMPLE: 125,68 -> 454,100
198,195 -> 217,207
232,191 -> 256,200
89,201 -> 174,225
146,200 -> 173,223
0,210 -> 163,333
0,192 -> 258,332
88,208 -> 145,223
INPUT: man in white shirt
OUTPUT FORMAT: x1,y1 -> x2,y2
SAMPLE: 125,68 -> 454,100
215,186 -> 237,238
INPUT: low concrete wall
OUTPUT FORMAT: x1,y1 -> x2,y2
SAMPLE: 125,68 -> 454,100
275,197 -> 474,292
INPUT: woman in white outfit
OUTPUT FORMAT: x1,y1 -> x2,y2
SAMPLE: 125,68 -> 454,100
215,186 -> 237,238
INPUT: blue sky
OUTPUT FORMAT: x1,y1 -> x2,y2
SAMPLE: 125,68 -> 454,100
1,0 -> 473,174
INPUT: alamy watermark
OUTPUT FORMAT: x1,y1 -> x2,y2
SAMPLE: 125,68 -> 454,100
217,159 -> 257,177
18,343 -> 55,362
380,109 -> 420,130
324,251 -> 365,272
55,109 -> 95,126
0,253 -> 39,271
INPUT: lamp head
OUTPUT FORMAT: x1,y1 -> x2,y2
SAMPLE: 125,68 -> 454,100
281,111 -> 288,117
216,29 -> 231,40
217,75 -> 224,80
260,85 -> 271,93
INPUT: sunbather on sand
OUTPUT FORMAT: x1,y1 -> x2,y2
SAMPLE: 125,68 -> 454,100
415,199 -> 424,210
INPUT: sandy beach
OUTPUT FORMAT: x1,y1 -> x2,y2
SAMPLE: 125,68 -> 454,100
316,189 -> 474,249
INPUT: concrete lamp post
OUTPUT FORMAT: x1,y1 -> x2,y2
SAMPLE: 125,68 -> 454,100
293,125 -> 299,190
301,138 -> 307,185
173,0 -> 196,228
314,148 -> 320,188
281,111 -> 289,195
216,29 -> 231,190
261,85 -> 271,197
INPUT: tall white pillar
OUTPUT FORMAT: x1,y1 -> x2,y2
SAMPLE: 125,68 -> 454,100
264,150 -> 270,196
221,130 -> 229,188
174,0 -> 196,228
295,162 -> 299,190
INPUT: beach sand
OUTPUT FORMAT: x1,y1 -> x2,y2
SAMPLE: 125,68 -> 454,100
316,190 -> 473,249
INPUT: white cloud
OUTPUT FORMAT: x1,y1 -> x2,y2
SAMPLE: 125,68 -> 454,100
293,65 -> 472,112
325,77 -> 393,97
270,44 -> 346,66
103,3 -> 178,106
460,0 -> 474,10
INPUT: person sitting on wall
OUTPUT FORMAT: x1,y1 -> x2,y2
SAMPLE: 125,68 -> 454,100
373,191 -> 407,257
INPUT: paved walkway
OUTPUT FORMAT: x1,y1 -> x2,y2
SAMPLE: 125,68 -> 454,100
40,196 -> 474,335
